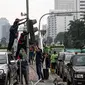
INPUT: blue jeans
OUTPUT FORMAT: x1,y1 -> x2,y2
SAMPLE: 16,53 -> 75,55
36,63 -> 43,79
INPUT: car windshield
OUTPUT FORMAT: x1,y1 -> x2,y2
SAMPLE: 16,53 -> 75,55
0,55 -> 7,64
65,54 -> 73,61
73,55 -> 85,66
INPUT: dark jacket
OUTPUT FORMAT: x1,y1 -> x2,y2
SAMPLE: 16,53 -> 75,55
36,49 -> 43,65
10,24 -> 18,38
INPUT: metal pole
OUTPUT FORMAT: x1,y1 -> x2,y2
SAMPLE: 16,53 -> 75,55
26,0 -> 29,84
38,11 -> 85,49
19,60 -> 22,85
38,13 -> 51,49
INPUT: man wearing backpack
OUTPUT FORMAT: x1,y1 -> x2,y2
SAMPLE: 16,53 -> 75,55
15,30 -> 28,59
7,18 -> 27,51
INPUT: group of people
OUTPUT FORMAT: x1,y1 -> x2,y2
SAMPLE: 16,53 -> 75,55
7,18 -> 58,84
29,45 -> 58,81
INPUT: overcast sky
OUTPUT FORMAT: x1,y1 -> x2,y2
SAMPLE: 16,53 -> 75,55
0,0 -> 54,25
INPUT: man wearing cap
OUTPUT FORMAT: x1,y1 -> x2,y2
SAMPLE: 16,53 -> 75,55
7,18 -> 27,51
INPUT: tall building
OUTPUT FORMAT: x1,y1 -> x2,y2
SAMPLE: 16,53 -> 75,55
47,14 -> 57,42
55,0 -> 85,19
2,24 -> 10,43
55,0 -> 74,11
53,0 -> 85,34
79,0 -> 85,18
46,0 -> 85,43
0,18 -> 10,42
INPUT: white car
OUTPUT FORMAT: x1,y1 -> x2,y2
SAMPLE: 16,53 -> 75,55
0,50 -> 18,85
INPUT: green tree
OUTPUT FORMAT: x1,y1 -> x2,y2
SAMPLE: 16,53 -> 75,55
54,32 -> 64,44
1,37 -> 7,46
46,36 -> 53,45
68,19 -> 85,48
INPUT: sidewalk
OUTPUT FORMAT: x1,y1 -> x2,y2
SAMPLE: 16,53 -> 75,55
17,63 -> 66,85
29,64 -> 63,85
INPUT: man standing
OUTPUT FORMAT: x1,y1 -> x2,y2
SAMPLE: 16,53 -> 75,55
17,49 -> 28,85
35,46 -> 44,81
16,30 -> 28,59
50,51 -> 58,73
7,18 -> 26,51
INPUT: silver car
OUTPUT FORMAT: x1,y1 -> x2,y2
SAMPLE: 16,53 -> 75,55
0,51 -> 18,85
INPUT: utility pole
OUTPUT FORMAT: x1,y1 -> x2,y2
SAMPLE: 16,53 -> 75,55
26,0 -> 29,84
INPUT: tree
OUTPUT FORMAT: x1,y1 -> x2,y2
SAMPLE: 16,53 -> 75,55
54,32 -> 64,44
69,19 -> 85,40
67,19 -> 85,48
46,36 -> 53,45
1,37 -> 7,46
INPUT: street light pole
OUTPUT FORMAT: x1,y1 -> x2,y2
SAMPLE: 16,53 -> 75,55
26,0 -> 29,84
38,11 -> 85,50
38,13 -> 52,49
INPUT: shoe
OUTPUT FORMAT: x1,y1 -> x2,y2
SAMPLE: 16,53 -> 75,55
40,79 -> 44,82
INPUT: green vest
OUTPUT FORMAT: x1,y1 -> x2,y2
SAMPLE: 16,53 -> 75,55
51,54 -> 58,63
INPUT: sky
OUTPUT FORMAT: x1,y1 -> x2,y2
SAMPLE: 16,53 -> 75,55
0,0 -> 54,26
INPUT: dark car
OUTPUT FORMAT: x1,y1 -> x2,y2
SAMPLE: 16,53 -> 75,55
67,53 -> 85,85
0,51 -> 18,85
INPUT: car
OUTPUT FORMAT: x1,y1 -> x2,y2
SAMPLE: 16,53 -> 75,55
67,53 -> 85,85
56,52 -> 65,75
58,52 -> 74,79
61,52 -> 74,81
0,50 -> 18,85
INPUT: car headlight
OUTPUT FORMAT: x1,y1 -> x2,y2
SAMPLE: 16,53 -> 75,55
75,74 -> 83,78
0,70 -> 4,75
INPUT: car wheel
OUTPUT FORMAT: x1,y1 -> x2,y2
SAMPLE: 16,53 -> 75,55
67,79 -> 71,85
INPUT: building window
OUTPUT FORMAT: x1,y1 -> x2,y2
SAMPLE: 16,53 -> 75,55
80,4 -> 85,6
80,8 -> 85,9
80,1 -> 85,3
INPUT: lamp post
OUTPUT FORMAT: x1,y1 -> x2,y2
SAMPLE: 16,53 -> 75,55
38,11 -> 85,50
38,13 -> 52,49
26,0 -> 29,84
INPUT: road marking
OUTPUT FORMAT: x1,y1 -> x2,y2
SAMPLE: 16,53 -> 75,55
31,81 -> 34,85
34,79 -> 42,85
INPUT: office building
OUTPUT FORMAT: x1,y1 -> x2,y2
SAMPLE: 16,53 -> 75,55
79,0 -> 85,18
0,18 -> 10,42
55,0 -> 85,19
55,0 -> 74,11
47,14 -> 57,42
